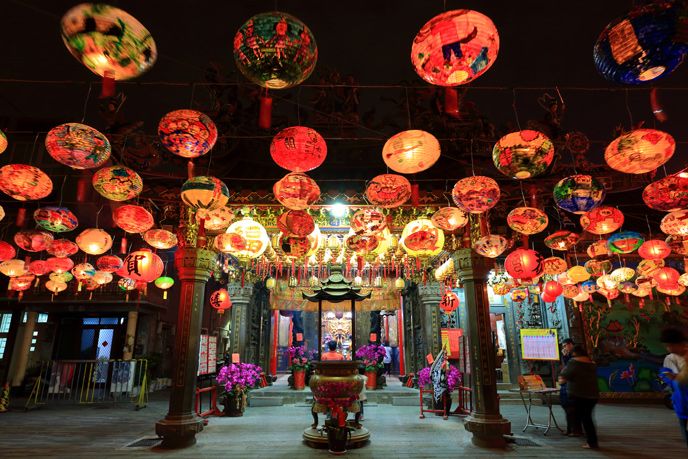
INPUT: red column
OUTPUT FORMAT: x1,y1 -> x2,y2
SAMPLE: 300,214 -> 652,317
397,295 -> 405,375
270,310 -> 279,376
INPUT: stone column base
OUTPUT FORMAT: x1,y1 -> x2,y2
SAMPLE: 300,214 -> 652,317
464,413 -> 512,448
155,414 -> 204,449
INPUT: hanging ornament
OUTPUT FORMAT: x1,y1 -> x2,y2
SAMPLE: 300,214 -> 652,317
544,230 -> 580,251
439,291 -> 460,313
611,267 -> 636,283
472,235 -> 508,258
273,172 -> 320,210
113,205 -> 154,234
349,208 -> 387,236
507,207 -> 548,235
637,259 -> 664,277
567,266 -> 591,283
46,257 -> 74,274
666,234 -> 688,255
504,248 -> 544,281
382,130 -> 441,174
93,271 -> 113,286
451,176 -> 500,213
580,206 -> 624,235
96,254 -> 124,273
45,280 -> 68,294
181,176 -> 230,211
76,228 -> 113,255
118,249 -> 164,283
638,240 -> 671,260
143,229 -> 178,250
643,169 -> 688,212
365,174 -> 412,208
0,130 -> 7,154
196,206 -> 235,234
45,123 -> 111,169
657,284 -> 686,296
14,230 -> 53,252
581,280 -> 598,294
33,207 -> 79,233
542,256 -> 568,275
618,281 -> 637,295
210,288 -> 232,314
277,210 -> 315,237
652,266 -> 680,290
543,280 -> 563,298
158,110 -> 217,159
400,219 -> 445,258
660,209 -> 688,236
0,259 -> 27,277
587,239 -> 613,259
270,126 -> 327,172
492,130 -> 554,179
46,239 -> 78,258
118,277 -> 137,291
431,207 -> 468,232
92,166 -> 143,202
553,174 -> 605,214
607,231 -> 644,254
0,242 -> 16,262
345,233 -> 380,256
0,165 -> 53,201
511,288 -> 529,302
72,263 -> 96,280
219,217 -> 269,261
604,129 -> 675,174
572,291 -> 590,302
585,259 -> 612,277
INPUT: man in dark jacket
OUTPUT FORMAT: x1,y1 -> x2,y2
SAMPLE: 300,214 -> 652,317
560,338 -> 581,436
559,345 -> 599,449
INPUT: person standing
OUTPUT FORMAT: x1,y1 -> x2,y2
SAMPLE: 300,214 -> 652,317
659,328 -> 688,447
321,341 -> 344,361
383,341 -> 392,376
560,338 -> 582,436
559,345 -> 599,449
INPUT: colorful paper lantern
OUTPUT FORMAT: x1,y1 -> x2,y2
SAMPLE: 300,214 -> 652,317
270,126 -> 326,172
221,217 -> 269,261
350,208 -> 387,236
0,130 -> 7,154
143,229 -> 178,250
411,9 -> 499,86
507,207 -> 548,235
660,209 -> 688,236
76,228 -> 113,255
553,174 -> 605,214
345,232 -> 380,256
439,291 -> 460,313
0,242 -> 16,261
657,284 -> 686,296
572,291 -> 590,302
277,210 -> 315,237
14,230 -> 53,252
593,1 -> 686,84
273,172 -> 320,210
636,275 -> 657,290
400,219 -> 445,258
597,274 -> 619,291
0,205 -> 4,221
492,130 -> 554,179
196,206 -> 234,234
652,266 -> 680,290
587,239 -> 613,259
93,270 -> 113,286
581,280 -> 598,294
618,281 -> 637,295
666,234 -> 688,255
604,129 -> 675,174
567,266 -> 591,283
430,207 -> 468,232
118,277 -> 137,291
72,263 -> 96,280
452,176 -> 500,213
33,207 -> 79,233
382,130 -> 440,174
544,230 -> 580,251
585,259 -> 612,277
472,235 -> 508,258
678,273 -> 688,287
643,169 -> 688,212
61,3 -> 156,80
607,231 -> 644,254
45,123 -> 111,169
0,259 -> 27,277
611,267 -> 636,283
543,256 -> 567,275
92,166 -> 143,202
45,280 -> 67,294
511,288 -> 529,302
113,205 -> 154,234
118,249 -> 164,282
158,110 -> 217,159
504,248 -> 544,281
96,255 -> 123,273
154,276 -> 174,299
638,240 -> 671,260
10,274 -> 35,292
280,234 -> 315,259
234,12 -> 318,89
365,174 -> 412,208
46,239 -> 78,258
181,176 -> 229,211
492,282 -> 511,296
580,206 -> 624,235
210,288 -> 232,314
0,164 -> 53,201
46,257 -> 74,274
637,259 -> 664,277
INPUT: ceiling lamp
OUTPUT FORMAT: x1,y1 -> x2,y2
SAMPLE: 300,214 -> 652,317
350,209 -> 387,236
607,231 -> 644,254
273,172 -> 320,210
504,248 -> 544,282
365,174 -> 412,208
0,242 -> 16,262
492,130 -> 554,179
234,12 -> 317,89
580,206 -> 624,235
46,257 -> 74,274
542,256 -> 568,275
181,176 -> 229,211
45,123 -> 111,169
33,207 -> 79,233
638,240 -> 671,260
660,209 -> 688,236
0,165 -> 53,201
270,126 -> 326,172
96,255 -> 123,273
143,229 -> 178,250
431,207 -> 468,232
452,176 -> 500,213
14,230 -> 53,252
553,174 -> 605,214
76,228 -> 113,255
0,259 -> 27,277
544,230 -> 580,251
604,129 -> 675,174
113,205 -> 154,234
643,169 -> 688,212
593,1 -> 685,84
277,210 -> 315,237
196,206 -> 234,234
400,219 -> 445,259
587,239 -> 613,259
382,130 -> 440,174
210,288 -> 232,315
472,235 -> 509,258
220,217 -> 269,261
507,207 -> 548,235
118,249 -> 164,283
411,9 -> 499,86
158,110 -> 217,159
92,166 -> 143,202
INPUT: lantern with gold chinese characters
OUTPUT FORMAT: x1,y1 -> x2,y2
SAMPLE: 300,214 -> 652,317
158,110 -> 217,159
270,126 -> 326,172
382,130 -> 440,174
45,123 -> 111,169
365,174 -> 412,208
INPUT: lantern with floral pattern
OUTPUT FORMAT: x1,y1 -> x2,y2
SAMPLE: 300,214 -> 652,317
273,172 -> 320,210
400,219 -> 445,258
45,123 -> 111,169
0,242 -> 16,261
92,166 -> 143,202
473,235 -> 508,258
507,207 -> 548,235
452,176 -> 500,213
118,249 -> 164,283
196,206 -> 234,234
431,207 -> 468,232
382,130 -> 440,174
76,228 -> 112,255
544,231 -> 580,251
580,206 -> 624,235
277,210 -> 315,237
46,257 -> 74,274
113,205 -> 154,234
181,176 -> 229,211
96,254 -> 123,273
158,110 -> 217,159
14,230 -> 53,252
607,231 -> 644,254
492,130 -> 554,179
611,267 -> 636,283
660,209 -> 688,236
638,240 -> 671,260
543,256 -> 567,275
504,248 -> 543,281
46,239 -> 78,258
643,170 -> 688,212
0,165 -> 53,201
587,239 -> 613,259
365,174 -> 412,208
605,129 -> 675,174
270,126 -> 326,172
553,174 -> 605,214
33,207 -> 79,233
143,229 -> 178,250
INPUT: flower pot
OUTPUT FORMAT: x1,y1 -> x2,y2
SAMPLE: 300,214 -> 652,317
365,370 -> 377,390
293,369 -> 306,390
222,391 -> 246,417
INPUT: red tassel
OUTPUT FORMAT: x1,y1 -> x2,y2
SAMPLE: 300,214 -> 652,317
443,87 -> 460,118
650,88 -> 668,122
521,234 -> 529,249
411,184 -> 420,207
15,208 -> 26,228
639,298 -> 645,309
120,236 -> 128,255
258,94 -> 273,130
187,160 -> 195,179
100,71 -> 115,98
76,174 -> 89,202
357,256 -> 364,272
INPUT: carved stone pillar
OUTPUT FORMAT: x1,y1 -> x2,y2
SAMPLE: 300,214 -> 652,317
155,247 -> 216,449
226,283 -> 254,363
417,283 -> 443,358
454,248 -> 511,448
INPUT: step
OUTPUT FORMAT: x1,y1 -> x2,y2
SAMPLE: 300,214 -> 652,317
248,396 -> 284,407
392,396 -> 419,406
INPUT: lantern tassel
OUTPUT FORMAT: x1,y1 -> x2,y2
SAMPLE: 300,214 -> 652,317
258,92 -> 273,130
650,88 -> 668,122
411,184 -> 420,207
100,71 -> 116,98
120,236 -> 128,255
163,290 -> 168,300
443,87 -> 461,118
187,160 -> 195,179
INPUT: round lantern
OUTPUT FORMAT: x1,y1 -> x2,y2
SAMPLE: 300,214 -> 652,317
472,235 -> 508,258
492,130 -> 554,179
46,257 -> 74,274
280,234 -> 314,259
580,206 -> 624,235
632,286 -> 652,298
0,130 -> 6,154
452,176 -> 500,213
543,281 -> 563,298
47,239 -> 78,258
597,287 -> 620,301
14,230 -> 53,252
382,130 -> 440,174
507,207 -> 548,235
604,129 -> 675,174
553,174 -> 605,214
544,230 -> 580,251
557,272 -> 573,286
666,234 -> 688,255
611,267 -> 636,283
118,278 -> 136,291
0,259 -> 27,277
431,207 -> 468,232
679,273 -> 688,287
658,284 -> 686,296
0,242 -> 16,261
0,164 -> 53,201
273,172 -> 320,210
45,123 -> 111,169
277,210 -> 315,237
597,274 -> 619,291
158,109 -> 217,159
154,276 -> 174,299
585,259 -> 613,277
222,217 -> 269,261
365,174 -> 412,208
511,288 -> 529,302
608,231 -> 644,254
210,288 -> 232,314
567,265 -> 591,283
143,229 -> 178,250
581,280 -> 598,294
93,271 -> 113,286
196,206 -> 234,234
33,207 -> 79,233
593,2 -> 686,84
181,176 -> 229,211
72,263 -> 96,280
587,239 -> 612,259
270,126 -> 326,172
45,280 -> 68,294
10,274 -> 35,291
76,228 -> 113,255
118,249 -> 164,282
92,166 -> 143,201
492,282 -> 511,296
61,3 -> 156,80
345,233 -> 380,256
638,240 -> 671,260
543,256 -> 567,275
504,248 -> 543,281
113,205 -> 154,234
234,12 -> 317,89
411,9 -> 499,86
652,266 -> 680,290
660,209 -> 688,236
637,259 -> 664,277
439,291 -> 460,313
400,219 -> 445,258
636,275 -> 657,290
350,209 -> 387,236
96,255 -> 123,273
619,281 -> 638,294
643,170 -> 688,212
0,205 -> 4,221
573,291 -> 590,302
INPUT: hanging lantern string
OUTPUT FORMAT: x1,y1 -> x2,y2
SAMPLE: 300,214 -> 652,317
404,87 -> 413,130
512,88 -> 522,131
519,182 -> 527,207
27,132 -> 40,166
58,175 -> 67,208
95,205 -> 104,229
572,243 -> 579,266
624,89 -> 634,128
469,139 -> 476,176
80,82 -> 93,124
645,215 -> 653,238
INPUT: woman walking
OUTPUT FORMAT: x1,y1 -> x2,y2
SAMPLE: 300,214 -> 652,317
559,345 -> 599,449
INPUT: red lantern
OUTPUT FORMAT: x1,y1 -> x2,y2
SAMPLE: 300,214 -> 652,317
504,248 -> 544,281
543,280 -> 563,298
365,174 -> 412,208
638,240 -> 671,260
28,260 -> 50,277
276,210 -> 315,237
47,239 -> 79,258
142,229 -> 178,250
350,208 -> 388,236
0,241 -> 16,261
541,293 -> 556,303
158,110 -> 217,159
273,172 -> 320,210
113,205 -> 154,234
452,176 -> 500,213
45,123 -> 111,169
0,164 -> 53,201
210,288 -> 232,315
439,291 -> 460,313
46,257 -> 74,274
643,169 -> 688,212
652,267 -> 680,290
270,126 -> 327,172
96,254 -> 124,273
117,249 -> 164,282
14,230 -> 54,252
580,206 -> 624,235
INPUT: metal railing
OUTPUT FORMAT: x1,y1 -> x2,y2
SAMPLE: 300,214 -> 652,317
25,359 -> 148,410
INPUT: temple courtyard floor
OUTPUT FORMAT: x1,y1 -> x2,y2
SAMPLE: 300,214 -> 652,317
0,392 -> 685,458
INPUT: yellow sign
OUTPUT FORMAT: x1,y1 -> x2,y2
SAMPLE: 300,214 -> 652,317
520,328 -> 559,361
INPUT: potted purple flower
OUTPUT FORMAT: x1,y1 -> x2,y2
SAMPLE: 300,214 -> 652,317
355,344 -> 387,390
216,362 -> 263,417
288,345 -> 309,390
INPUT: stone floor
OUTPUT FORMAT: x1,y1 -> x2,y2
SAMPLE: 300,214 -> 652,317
0,392 -> 685,458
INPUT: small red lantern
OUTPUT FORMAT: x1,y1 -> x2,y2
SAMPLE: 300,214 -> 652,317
210,288 -> 232,315
504,248 -> 544,281
638,240 -> 671,260
652,266 -> 680,290
543,280 -> 563,298
276,210 -> 315,237
270,126 -> 327,172
365,174 -> 412,208
439,291 -> 460,313
0,241 -> 16,261
46,257 -> 74,274
113,205 -> 154,234
28,260 -> 50,277
117,249 -> 164,283
580,206 -> 624,235
273,172 -> 320,210
0,164 -> 53,201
